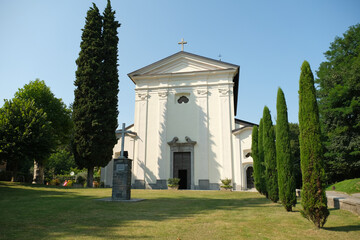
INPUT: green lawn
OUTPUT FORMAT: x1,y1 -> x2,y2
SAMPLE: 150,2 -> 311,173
0,182 -> 359,240
326,178 -> 360,194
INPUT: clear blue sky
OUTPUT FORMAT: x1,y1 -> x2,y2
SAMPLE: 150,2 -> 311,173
1,0 -> 359,126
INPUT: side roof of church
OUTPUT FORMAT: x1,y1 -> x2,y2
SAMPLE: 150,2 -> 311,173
127,51 -> 240,115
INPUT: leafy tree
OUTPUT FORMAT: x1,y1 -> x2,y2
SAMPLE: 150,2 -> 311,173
16,79 -> 73,145
263,106 -> 278,202
0,99 -> 53,181
73,1 -> 120,187
289,123 -> 301,189
276,88 -> 296,211
316,24 -> 360,183
15,79 -> 72,183
299,60 -> 329,228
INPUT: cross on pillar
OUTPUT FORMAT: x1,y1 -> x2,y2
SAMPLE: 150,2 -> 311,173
115,123 -> 137,157
178,38 -> 187,51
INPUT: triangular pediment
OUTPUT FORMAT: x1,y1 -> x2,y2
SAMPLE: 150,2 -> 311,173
128,51 -> 239,78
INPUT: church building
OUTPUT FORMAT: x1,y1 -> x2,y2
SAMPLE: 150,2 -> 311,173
101,50 -> 256,190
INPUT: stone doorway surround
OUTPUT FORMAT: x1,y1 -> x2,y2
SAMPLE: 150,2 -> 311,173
246,166 -> 254,189
168,136 -> 196,189
244,164 -> 254,190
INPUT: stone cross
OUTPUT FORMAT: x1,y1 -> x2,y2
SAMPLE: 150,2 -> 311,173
115,123 -> 137,157
178,38 -> 187,51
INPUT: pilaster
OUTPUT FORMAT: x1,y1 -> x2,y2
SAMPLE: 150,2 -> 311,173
195,88 -> 209,181
134,90 -> 149,186
158,91 -> 168,179
218,87 -> 233,180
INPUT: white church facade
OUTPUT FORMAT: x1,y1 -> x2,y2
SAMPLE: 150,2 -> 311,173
101,51 -> 256,190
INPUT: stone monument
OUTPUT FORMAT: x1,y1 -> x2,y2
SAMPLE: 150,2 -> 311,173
112,154 -> 132,200
112,123 -> 136,201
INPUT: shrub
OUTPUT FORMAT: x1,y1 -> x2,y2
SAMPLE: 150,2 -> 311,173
221,178 -> 232,189
93,181 -> 99,188
50,179 -> 60,186
168,178 -> 180,187
76,175 -> 86,185
56,174 -> 75,183
67,180 -> 74,187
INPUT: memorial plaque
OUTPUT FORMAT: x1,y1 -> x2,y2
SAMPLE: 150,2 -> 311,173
116,163 -> 125,171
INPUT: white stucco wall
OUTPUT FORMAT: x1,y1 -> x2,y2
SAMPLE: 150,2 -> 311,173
132,70 -> 236,188
101,52 -> 254,190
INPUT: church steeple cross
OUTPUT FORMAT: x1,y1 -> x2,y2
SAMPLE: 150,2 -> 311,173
178,38 -> 187,51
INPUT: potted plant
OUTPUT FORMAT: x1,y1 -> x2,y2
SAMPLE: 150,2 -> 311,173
220,178 -> 233,191
168,178 -> 180,190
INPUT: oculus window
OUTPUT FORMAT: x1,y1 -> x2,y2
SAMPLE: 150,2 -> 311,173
177,96 -> 189,104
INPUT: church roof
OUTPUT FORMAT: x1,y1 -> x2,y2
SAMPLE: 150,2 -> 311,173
128,51 -> 240,115
232,119 -> 258,135
235,118 -> 258,127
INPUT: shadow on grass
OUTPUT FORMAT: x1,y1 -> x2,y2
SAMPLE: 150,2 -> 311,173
324,225 -> 360,232
0,182 -> 272,239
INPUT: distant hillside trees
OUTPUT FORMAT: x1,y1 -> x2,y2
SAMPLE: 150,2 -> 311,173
276,88 -> 296,211
316,24 -> 360,183
299,61 -> 329,228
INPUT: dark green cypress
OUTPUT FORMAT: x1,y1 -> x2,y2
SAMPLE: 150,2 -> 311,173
263,106 -> 278,202
258,118 -> 267,196
276,87 -> 296,211
299,61 -> 329,228
98,0 -> 120,168
251,126 -> 260,192
73,4 -> 104,187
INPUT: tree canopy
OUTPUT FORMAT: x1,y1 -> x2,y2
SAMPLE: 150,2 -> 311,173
14,79 -> 72,183
0,98 -> 53,181
316,24 -> 360,183
15,79 -> 72,147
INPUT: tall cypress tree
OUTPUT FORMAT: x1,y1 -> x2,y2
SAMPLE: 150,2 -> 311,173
258,118 -> 267,196
276,88 -> 296,211
252,126 -> 260,192
98,0 -> 120,169
299,61 -> 329,228
73,4 -> 104,187
263,106 -> 278,202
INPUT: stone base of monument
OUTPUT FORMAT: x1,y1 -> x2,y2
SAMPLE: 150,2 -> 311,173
96,156 -> 144,202
96,198 -> 144,202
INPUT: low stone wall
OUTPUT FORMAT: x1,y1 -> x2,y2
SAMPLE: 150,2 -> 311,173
327,194 -> 360,216
295,190 -> 359,216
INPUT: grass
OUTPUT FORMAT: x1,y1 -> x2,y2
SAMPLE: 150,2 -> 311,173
326,178 -> 360,194
0,181 -> 359,240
